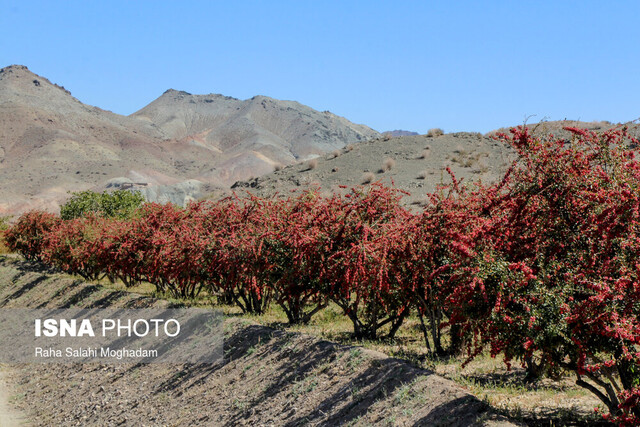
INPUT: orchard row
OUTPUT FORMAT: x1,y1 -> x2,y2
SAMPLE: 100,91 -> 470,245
4,127 -> 640,423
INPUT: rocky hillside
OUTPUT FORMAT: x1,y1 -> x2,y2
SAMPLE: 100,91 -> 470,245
2,64 -> 634,216
232,131 -> 515,206
232,120 -> 640,206
0,65 -> 379,214
0,65 -> 179,213
132,90 -> 379,185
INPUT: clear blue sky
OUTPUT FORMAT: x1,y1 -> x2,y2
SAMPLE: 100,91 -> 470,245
1,1 -> 638,133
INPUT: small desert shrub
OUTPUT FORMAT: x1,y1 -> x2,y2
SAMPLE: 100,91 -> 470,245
306,159 -> 318,170
419,149 -> 430,159
453,144 -> 466,155
274,163 -> 284,172
427,128 -> 444,137
345,144 -> 355,152
383,133 -> 392,141
382,158 -> 396,172
331,150 -> 341,159
361,172 -> 375,184
473,159 -> 490,174
417,170 -> 429,180
463,158 -> 475,168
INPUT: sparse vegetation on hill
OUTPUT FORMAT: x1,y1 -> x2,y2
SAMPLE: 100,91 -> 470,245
0,65 -> 379,215
231,131 -> 511,206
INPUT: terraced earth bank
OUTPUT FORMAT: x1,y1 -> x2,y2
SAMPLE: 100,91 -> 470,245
0,257 -> 516,426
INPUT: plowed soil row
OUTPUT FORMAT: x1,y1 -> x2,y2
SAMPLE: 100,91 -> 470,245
0,257 -> 516,426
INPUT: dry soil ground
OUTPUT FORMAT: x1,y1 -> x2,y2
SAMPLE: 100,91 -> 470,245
0,369 -> 29,426
0,257 -> 516,426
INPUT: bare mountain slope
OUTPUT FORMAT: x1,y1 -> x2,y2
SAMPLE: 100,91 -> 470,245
131,90 -> 379,183
0,65 -> 379,214
232,120 -> 640,206
231,132 -> 515,206
0,65 -> 212,214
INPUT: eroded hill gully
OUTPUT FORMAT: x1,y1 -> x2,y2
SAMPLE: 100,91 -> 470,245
0,257 -> 516,426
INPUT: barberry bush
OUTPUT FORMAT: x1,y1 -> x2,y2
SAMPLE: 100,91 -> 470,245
445,126 -> 640,422
5,125 -> 640,423
4,211 -> 60,261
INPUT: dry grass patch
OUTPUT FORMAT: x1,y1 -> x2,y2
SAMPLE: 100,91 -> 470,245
473,158 -> 490,174
419,149 -> 431,159
433,355 -> 603,425
361,172 -> 375,184
427,128 -> 444,137
382,157 -> 396,172
306,158 -> 318,170
462,158 -> 475,168
453,144 -> 467,155
450,150 -> 488,169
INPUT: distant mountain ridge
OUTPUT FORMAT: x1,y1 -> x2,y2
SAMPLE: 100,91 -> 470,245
0,65 -> 379,214
2,65 -> 628,216
131,89 -> 379,184
383,130 -> 419,137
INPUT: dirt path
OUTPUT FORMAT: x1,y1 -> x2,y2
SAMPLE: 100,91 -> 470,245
0,368 -> 29,426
